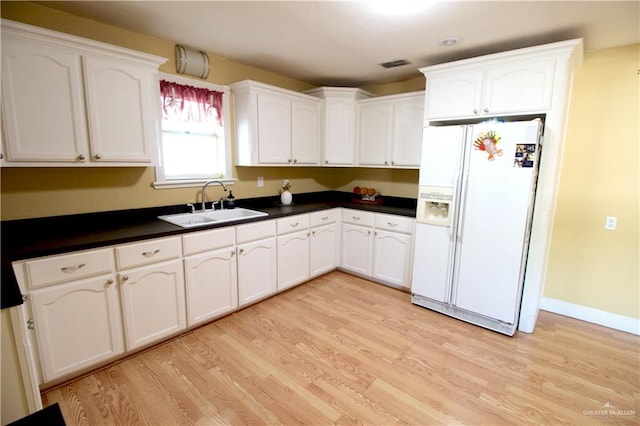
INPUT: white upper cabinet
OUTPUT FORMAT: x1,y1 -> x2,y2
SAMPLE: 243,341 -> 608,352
1,37 -> 89,162
83,56 -> 159,163
0,20 -> 166,167
231,80 -> 321,166
291,98 -> 321,164
357,92 -> 424,168
423,49 -> 565,120
256,91 -> 292,164
305,87 -> 373,166
358,101 -> 392,166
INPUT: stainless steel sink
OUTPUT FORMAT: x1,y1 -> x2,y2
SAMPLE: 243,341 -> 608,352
158,208 -> 268,228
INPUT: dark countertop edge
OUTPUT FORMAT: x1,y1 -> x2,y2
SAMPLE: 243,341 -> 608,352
1,191 -> 416,309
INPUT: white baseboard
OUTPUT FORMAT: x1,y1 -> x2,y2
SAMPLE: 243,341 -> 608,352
540,297 -> 640,335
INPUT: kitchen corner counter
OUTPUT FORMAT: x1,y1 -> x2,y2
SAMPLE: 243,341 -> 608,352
1,191 -> 416,309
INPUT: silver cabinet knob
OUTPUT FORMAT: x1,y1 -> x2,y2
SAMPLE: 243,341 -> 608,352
473,109 -> 479,114
77,154 -> 86,161
483,107 -> 490,113
95,154 -> 102,160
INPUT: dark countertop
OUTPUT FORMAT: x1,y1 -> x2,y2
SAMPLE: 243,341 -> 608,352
1,191 -> 416,309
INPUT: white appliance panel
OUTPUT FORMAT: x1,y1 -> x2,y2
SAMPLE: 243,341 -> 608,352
419,126 -> 465,187
411,223 -> 453,302
453,122 -> 539,323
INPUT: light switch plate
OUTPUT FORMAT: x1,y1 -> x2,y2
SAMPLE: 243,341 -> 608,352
605,216 -> 617,230
257,176 -> 264,188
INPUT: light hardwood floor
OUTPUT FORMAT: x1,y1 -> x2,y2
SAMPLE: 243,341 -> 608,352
43,271 -> 639,425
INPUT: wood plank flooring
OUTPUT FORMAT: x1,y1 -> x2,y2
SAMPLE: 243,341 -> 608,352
43,271 -> 639,425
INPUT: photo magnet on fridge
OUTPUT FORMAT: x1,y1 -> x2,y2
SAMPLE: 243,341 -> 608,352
514,144 -> 536,168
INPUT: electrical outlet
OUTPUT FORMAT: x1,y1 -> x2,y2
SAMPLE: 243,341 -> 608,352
257,176 -> 264,188
605,216 -> 617,230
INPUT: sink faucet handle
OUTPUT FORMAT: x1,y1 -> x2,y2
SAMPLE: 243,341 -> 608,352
219,197 -> 225,210
187,203 -> 195,214
211,200 -> 219,211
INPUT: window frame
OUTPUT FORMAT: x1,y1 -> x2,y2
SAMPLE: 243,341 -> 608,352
153,72 -> 234,189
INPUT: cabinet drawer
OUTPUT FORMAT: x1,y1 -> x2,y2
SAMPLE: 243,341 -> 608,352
236,220 -> 276,244
375,214 -> 415,234
183,227 -> 236,256
116,237 -> 181,270
342,209 -> 374,227
26,248 -> 114,289
277,214 -> 310,235
310,209 -> 337,228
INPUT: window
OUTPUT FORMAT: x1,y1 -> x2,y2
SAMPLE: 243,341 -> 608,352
153,74 -> 232,188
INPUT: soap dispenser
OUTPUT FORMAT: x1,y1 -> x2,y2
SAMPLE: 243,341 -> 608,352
226,191 -> 236,208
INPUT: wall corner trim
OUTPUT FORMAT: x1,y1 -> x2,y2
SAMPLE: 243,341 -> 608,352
540,297 -> 639,336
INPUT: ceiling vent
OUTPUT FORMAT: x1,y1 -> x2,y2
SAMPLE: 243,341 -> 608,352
379,59 -> 411,68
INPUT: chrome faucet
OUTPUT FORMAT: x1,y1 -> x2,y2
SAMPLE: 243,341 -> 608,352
201,180 -> 227,211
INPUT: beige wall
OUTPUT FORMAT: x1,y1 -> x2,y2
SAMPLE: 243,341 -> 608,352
544,44 -> 639,319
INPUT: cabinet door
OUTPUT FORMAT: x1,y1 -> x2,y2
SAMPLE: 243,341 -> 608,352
184,247 -> 238,327
277,230 -> 310,291
291,98 -> 320,165
341,223 -> 373,276
1,38 -> 88,162
237,237 -> 277,306
324,98 -> 356,165
257,92 -> 291,164
31,275 -> 124,382
83,56 -> 156,163
358,102 -> 392,166
373,230 -> 413,288
119,260 -> 186,350
391,96 -> 424,167
483,59 -> 555,115
310,223 -> 337,278
425,70 -> 483,119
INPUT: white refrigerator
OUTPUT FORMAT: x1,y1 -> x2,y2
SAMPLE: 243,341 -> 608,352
411,119 -> 542,335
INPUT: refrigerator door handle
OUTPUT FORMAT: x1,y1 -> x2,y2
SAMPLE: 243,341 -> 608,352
457,173 -> 471,242
450,172 -> 461,240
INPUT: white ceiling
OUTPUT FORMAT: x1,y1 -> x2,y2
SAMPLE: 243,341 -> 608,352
35,1 -> 639,86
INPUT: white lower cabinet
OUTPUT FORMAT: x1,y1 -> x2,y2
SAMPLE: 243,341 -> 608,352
116,237 -> 186,351
30,274 -> 124,382
276,214 -> 310,291
309,215 -> 340,278
118,259 -> 186,351
341,209 -> 415,288
183,248 -> 238,327
373,230 -> 413,289
341,223 -> 374,276
183,227 -> 238,327
236,220 -> 277,307
277,229 -> 310,291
